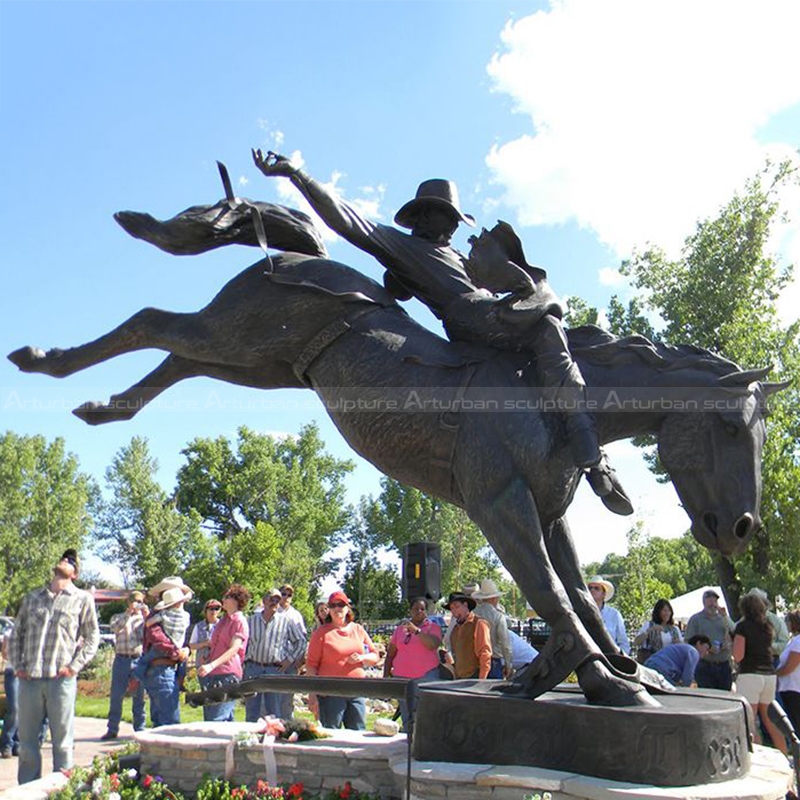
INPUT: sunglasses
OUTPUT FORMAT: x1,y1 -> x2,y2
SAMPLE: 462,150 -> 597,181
329,602 -> 347,609
206,605 -> 221,611
281,591 -> 293,597
268,596 -> 281,603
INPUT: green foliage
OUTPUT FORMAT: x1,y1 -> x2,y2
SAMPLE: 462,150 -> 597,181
619,159 -> 800,605
363,478 -> 501,596
563,296 -> 599,328
98,599 -> 127,624
606,295 -> 656,340
92,437 -> 211,591
341,503 -> 405,620
0,431 -> 96,613
585,527 -> 715,630
174,424 -> 353,610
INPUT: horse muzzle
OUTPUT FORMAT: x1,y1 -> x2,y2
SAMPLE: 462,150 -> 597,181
692,511 -> 759,556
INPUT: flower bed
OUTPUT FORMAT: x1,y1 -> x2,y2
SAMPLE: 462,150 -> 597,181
46,751 -> 379,800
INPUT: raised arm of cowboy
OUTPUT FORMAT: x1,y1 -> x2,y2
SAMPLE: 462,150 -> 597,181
252,149 -> 377,249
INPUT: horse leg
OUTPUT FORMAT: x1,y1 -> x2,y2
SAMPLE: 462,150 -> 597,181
73,354 -> 202,425
543,516 -> 619,654
465,477 -> 656,706
8,306 -> 259,378
73,354 -> 302,425
8,308 -> 191,378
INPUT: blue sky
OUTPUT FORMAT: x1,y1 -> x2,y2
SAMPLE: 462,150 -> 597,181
2,1 -> 800,582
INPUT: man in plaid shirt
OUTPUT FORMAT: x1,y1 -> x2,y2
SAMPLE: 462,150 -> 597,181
9,549 -> 99,784
101,590 -> 148,741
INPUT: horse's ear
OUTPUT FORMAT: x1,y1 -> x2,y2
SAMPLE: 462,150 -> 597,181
718,366 -> 773,387
763,380 -> 791,397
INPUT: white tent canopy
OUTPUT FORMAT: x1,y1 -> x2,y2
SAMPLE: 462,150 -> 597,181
668,586 -> 724,624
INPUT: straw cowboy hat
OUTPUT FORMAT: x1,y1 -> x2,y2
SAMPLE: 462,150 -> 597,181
472,578 -> 504,601
148,576 -> 193,598
394,179 -> 476,229
586,575 -> 615,601
153,586 -> 191,612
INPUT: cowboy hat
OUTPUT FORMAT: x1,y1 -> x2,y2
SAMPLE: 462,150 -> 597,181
472,578 -> 503,600
394,179 -> 476,229
148,576 -> 193,598
153,586 -> 190,612
586,575 -> 615,601
443,591 -> 476,611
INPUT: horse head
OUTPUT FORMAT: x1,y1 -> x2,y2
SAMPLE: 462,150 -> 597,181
657,367 -> 786,557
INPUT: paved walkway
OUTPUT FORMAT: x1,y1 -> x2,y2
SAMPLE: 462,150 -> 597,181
0,717 -> 135,796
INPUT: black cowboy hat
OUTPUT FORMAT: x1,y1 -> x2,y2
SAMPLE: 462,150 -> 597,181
443,591 -> 476,611
394,179 -> 476,229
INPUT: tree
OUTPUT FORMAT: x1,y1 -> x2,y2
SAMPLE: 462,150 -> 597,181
584,528 -> 715,630
0,432 -> 96,613
175,424 -> 353,608
93,437 -> 213,591
620,160 -> 800,609
364,478 -> 502,596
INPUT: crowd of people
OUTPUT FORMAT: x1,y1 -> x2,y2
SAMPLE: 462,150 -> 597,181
2,552 -> 800,784
591,578 -> 800,755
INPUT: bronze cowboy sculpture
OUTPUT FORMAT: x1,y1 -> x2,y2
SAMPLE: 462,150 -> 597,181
9,153 -> 782,710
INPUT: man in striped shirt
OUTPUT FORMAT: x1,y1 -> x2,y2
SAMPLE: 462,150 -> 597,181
243,589 -> 306,721
9,549 -> 99,784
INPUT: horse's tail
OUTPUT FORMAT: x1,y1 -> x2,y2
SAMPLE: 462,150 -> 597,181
114,200 -> 328,259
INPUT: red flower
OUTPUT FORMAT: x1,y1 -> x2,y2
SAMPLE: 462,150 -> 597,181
109,773 -> 121,790
142,774 -> 154,789
288,783 -> 304,797
339,783 -> 352,799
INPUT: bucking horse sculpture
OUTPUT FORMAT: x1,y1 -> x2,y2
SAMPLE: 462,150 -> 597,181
8,188 -> 784,709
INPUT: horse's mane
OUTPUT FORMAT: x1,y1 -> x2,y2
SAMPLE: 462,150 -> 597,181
567,324 -> 741,377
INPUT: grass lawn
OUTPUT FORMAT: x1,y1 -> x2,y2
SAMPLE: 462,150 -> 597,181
75,691 -> 386,728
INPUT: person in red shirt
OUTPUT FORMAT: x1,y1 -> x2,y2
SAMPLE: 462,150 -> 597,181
305,591 -> 378,729
383,597 -> 442,731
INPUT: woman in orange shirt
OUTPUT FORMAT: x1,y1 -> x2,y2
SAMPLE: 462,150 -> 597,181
305,591 -> 378,729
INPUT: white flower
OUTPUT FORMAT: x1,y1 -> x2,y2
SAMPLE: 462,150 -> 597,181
126,769 -> 138,779
109,792 -> 121,800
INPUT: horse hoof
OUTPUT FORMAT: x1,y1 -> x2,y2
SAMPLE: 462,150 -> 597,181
8,346 -> 48,372
579,657 -> 661,708
73,401 -> 110,426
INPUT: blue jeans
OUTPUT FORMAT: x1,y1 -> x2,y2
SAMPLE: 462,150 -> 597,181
132,648 -> 163,682
107,654 -> 146,735
318,695 -> 366,730
203,674 -> 239,722
397,666 -> 440,732
17,676 -> 77,785
142,665 -> 180,727
488,657 -> 504,679
243,663 -> 283,722
695,659 -> 733,691
1,667 -> 19,754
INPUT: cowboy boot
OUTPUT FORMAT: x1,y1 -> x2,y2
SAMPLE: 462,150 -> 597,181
585,450 -> 634,516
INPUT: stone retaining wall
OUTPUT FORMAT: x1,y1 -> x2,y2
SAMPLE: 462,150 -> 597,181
133,722 -> 794,800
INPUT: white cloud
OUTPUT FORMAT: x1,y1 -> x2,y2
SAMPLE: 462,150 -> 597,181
238,175 -> 249,187
598,267 -> 625,287
486,0 -> 800,257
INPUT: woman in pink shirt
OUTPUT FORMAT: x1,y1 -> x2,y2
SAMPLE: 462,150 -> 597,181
306,591 -> 378,729
198,584 -> 250,722
383,597 -> 443,731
